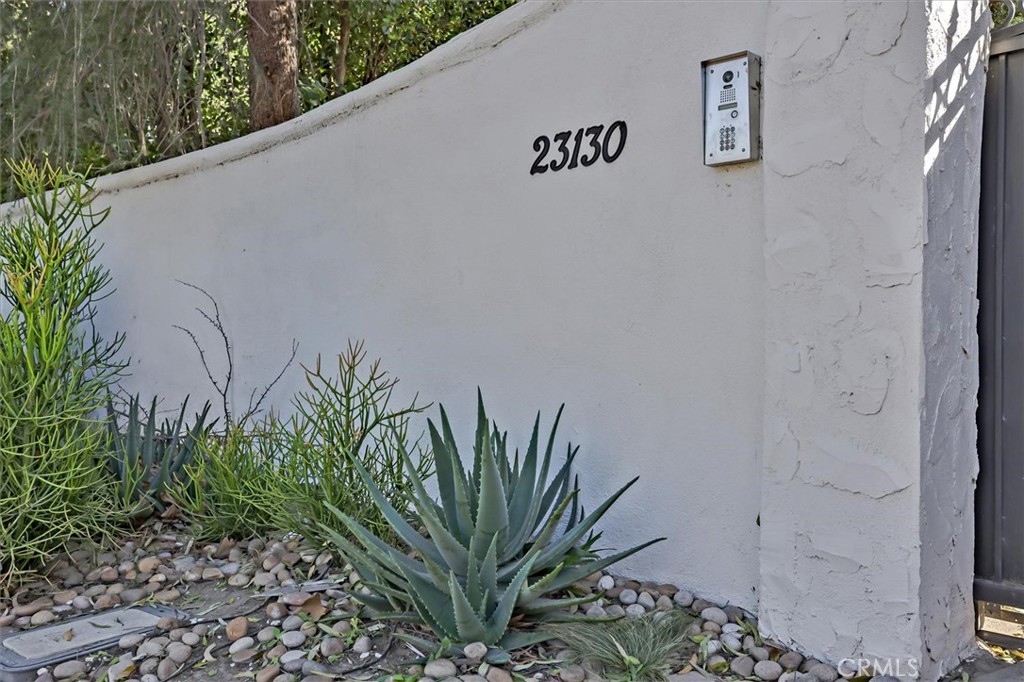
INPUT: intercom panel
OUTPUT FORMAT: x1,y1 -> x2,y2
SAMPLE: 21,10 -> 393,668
702,52 -> 761,167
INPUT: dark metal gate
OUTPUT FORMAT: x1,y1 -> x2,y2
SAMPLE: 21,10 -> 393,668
976,19 -> 1024,634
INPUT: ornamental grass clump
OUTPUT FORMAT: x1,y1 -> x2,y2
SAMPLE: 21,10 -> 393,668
323,392 -> 664,659
545,611 -> 695,682
0,161 -> 126,583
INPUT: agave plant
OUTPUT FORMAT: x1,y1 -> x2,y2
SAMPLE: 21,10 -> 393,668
105,394 -> 213,514
323,392 -> 664,658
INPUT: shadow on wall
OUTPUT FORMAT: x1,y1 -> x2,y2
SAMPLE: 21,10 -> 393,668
920,0 -> 987,679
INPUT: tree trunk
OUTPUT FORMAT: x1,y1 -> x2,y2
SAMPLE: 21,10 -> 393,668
247,0 -> 299,131
332,0 -> 351,97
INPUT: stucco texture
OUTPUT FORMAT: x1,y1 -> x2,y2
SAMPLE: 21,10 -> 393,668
760,1 -> 987,679
0,1 -> 988,678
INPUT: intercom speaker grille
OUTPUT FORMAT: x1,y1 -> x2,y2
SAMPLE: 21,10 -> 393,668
720,89 -> 736,104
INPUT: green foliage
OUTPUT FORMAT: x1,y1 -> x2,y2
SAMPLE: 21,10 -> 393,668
0,0 -> 514,202
175,423 -> 286,541
105,394 -> 213,516
0,161 -> 126,582
298,0 -> 517,100
545,612 -> 695,682
992,1 -> 1024,29
262,341 -> 433,547
175,342 -> 430,546
322,392 -> 664,653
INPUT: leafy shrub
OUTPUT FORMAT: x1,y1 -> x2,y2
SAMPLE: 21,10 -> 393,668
176,342 -> 431,545
323,393 -> 664,658
545,611 -> 695,682
105,394 -> 213,517
0,161 -> 126,582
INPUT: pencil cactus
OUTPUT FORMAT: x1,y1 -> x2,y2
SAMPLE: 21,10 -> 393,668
323,392 -> 663,655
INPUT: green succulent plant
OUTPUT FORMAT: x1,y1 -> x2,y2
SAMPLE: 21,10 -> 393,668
323,392 -> 664,659
105,394 -> 213,515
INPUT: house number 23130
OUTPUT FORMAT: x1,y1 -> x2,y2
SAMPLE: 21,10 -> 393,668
530,120 -> 627,176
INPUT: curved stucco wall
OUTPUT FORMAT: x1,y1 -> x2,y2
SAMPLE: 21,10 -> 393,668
0,1 -> 987,678
59,1 -> 769,607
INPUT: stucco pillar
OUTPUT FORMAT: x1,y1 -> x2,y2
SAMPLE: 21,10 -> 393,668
759,1 -> 986,679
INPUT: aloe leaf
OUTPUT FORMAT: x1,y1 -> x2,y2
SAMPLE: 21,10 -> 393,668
534,404 -> 565,503
517,594 -> 600,615
535,443 -> 578,531
469,389 -> 489,517
401,565 -> 461,638
503,444 -> 575,561
323,502 -> 437,582
563,474 -> 581,533
471,415 -> 508,545
532,478 -> 641,572
497,492 -> 577,580
506,413 -> 540,535
437,407 -> 475,541
480,532 -> 499,610
429,420 -> 465,538
395,438 -> 470,573
498,629 -> 553,652
484,554 -> 535,644
450,572 -> 488,642
519,562 -> 565,603
317,519 -> 396,583
343,456 -> 449,568
142,395 -> 157,484
466,533 -> 483,607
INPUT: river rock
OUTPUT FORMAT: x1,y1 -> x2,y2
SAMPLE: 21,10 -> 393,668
53,660 -> 88,679
559,665 -> 586,682
166,642 -> 192,664
754,660 -> 783,681
281,630 -> 306,648
464,642 -> 488,661
700,607 -> 728,626
257,666 -> 281,682
673,590 -> 694,607
156,657 -> 178,681
730,656 -> 755,677
229,636 -> 256,655
225,616 -> 249,640
424,660 -> 458,679
779,652 -> 804,670
807,665 -> 838,682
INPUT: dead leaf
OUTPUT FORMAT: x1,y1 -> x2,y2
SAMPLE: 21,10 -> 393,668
159,504 -> 182,520
63,629 -> 73,641
112,662 -> 136,681
298,594 -> 327,621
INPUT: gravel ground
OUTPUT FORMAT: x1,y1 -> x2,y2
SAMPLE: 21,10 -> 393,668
0,519 -> 947,682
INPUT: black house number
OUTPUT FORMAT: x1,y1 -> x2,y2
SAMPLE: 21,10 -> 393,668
530,120 -> 627,176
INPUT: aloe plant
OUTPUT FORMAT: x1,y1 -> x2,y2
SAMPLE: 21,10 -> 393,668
105,395 -> 212,514
323,392 -> 664,658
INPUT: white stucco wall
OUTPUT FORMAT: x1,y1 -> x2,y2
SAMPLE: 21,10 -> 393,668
759,1 -> 987,678
920,1 -> 987,678
0,1 -> 988,677
66,1 -> 772,608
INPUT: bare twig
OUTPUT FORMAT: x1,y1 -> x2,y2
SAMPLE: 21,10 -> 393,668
174,280 -> 297,429
237,338 -> 298,425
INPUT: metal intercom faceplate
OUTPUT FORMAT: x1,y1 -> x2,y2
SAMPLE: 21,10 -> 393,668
702,52 -> 760,167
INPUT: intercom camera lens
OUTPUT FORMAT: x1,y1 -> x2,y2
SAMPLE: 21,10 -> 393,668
723,70 -> 734,83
